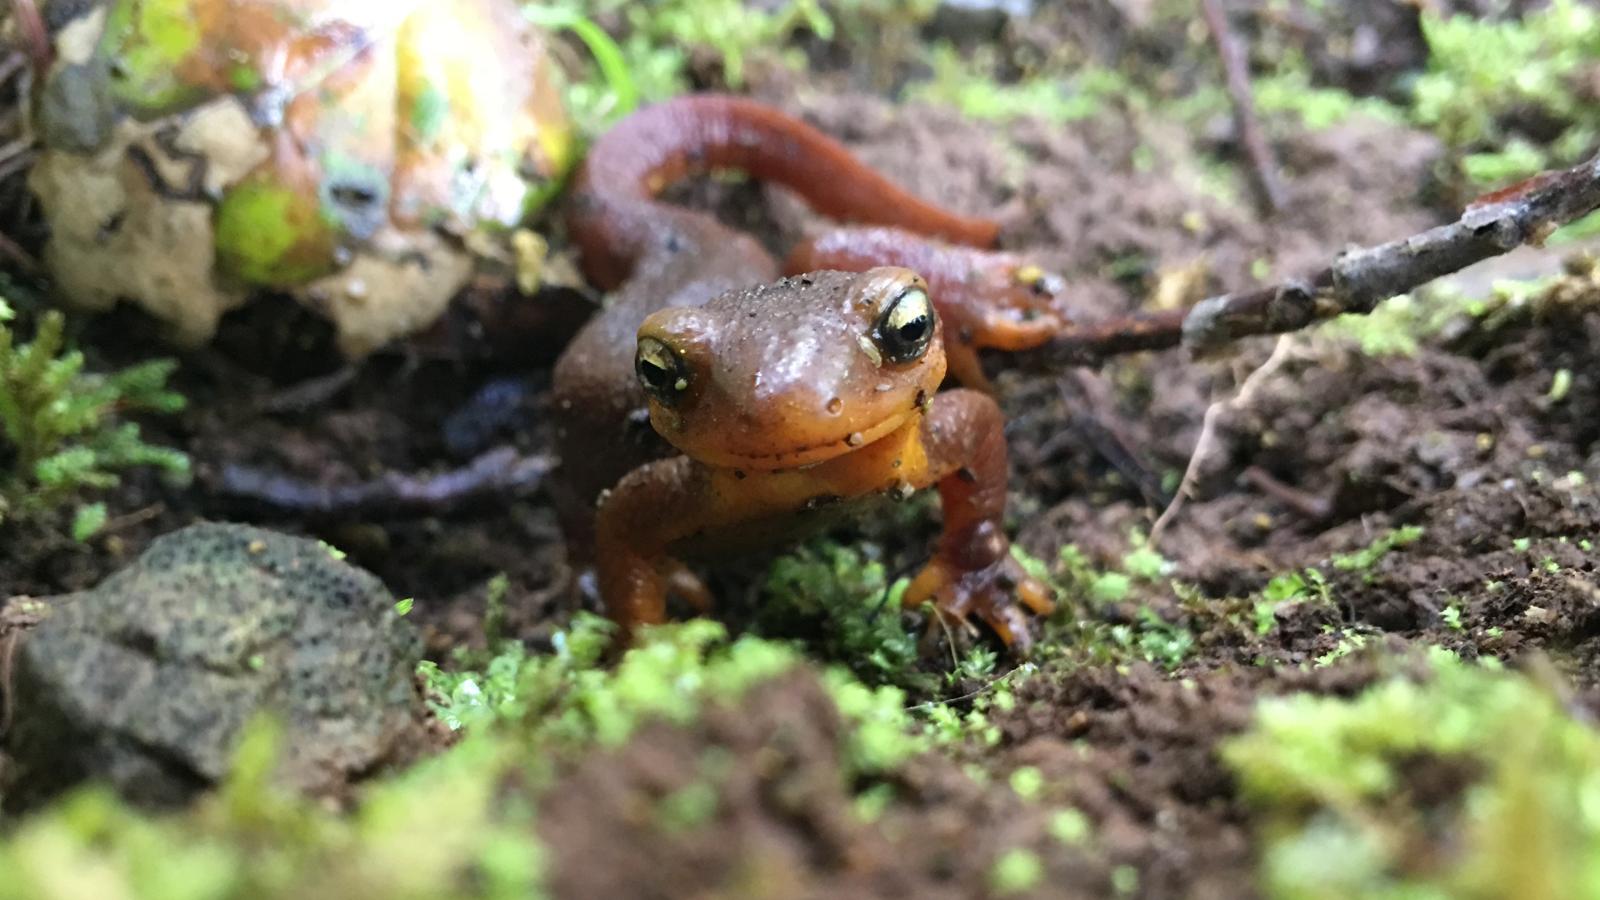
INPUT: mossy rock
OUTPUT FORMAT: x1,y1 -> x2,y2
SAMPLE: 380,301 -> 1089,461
1,523 -> 423,812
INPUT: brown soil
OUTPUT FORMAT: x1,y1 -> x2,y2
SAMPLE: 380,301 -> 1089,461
4,4 -> 1599,898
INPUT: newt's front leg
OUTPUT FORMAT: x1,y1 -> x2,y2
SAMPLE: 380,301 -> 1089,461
905,388 -> 1056,652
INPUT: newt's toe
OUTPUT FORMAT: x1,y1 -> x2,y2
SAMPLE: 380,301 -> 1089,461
903,553 -> 1054,654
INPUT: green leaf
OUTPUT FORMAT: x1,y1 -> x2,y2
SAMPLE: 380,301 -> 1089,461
71,502 -> 108,542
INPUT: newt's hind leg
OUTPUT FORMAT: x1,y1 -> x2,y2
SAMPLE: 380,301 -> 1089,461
903,388 -> 1055,653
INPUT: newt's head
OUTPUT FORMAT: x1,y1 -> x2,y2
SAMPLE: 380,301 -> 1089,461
635,267 -> 945,470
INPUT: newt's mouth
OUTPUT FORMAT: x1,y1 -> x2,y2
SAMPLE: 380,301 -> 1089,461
674,408 -> 916,471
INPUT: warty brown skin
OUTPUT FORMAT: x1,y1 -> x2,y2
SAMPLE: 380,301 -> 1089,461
594,268 -> 1054,650
787,227 -> 1066,391
551,94 -> 1057,647
552,94 -> 1005,543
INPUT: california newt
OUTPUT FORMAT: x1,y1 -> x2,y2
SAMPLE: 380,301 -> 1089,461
553,94 -> 1059,648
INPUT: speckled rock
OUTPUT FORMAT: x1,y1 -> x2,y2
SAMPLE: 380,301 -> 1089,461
1,523 -> 423,811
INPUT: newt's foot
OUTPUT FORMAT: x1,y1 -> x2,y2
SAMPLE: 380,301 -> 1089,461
660,558 -> 715,615
903,552 -> 1055,654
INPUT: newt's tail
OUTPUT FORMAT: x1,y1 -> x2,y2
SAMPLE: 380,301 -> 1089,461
568,94 -> 1001,288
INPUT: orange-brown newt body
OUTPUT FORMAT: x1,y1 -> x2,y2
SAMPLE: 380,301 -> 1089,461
552,95 -> 1058,648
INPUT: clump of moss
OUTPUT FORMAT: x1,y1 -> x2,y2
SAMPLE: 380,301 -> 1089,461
1041,539 -> 1197,671
420,613 -> 796,744
0,717 -> 548,900
1413,0 -> 1600,187
0,306 -> 189,537
1225,649 -> 1600,897
420,611 -> 937,774
533,0 -> 937,135
909,45 -> 1136,125
0,620 -> 891,899
753,541 -> 926,687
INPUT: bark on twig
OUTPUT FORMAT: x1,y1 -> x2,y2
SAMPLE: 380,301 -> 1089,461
1200,0 -> 1287,213
1027,152 -> 1600,368
212,446 -> 553,521
7,0 -> 51,75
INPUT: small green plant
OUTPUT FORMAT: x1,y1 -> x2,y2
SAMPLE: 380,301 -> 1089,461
1331,525 -> 1423,576
0,308 -> 189,534
1226,649 -> 1600,897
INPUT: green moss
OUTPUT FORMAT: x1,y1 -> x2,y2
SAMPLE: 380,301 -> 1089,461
1045,543 -> 1197,670
1330,525 -> 1423,575
0,718 -> 548,900
655,781 -> 720,833
1317,289 -> 1484,358
213,178 -> 339,286
1048,808 -> 1092,847
98,0 -> 207,115
0,308 -> 189,533
1413,0 -> 1600,186
0,614 -> 965,897
755,541 -> 925,688
823,667 -> 928,775
420,614 -> 798,746
1253,71 -> 1404,130
1111,865 -> 1139,896
1226,649 -> 1600,897
988,848 -> 1045,895
1253,568 -> 1331,636
1008,766 -> 1045,801
531,0 -> 931,135
911,44 -> 1135,124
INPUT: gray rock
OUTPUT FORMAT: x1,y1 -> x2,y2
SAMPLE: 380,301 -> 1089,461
2,523 -> 423,811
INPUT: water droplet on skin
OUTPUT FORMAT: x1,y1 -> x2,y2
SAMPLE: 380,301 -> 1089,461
826,397 -> 843,415
845,432 -> 864,447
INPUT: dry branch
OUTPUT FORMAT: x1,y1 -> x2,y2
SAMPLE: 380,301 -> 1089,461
212,446 -> 552,520
1199,0 -> 1287,213
1027,152 -> 1600,368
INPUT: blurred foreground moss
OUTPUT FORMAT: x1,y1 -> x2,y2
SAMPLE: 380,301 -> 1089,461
1,617 -> 931,898
0,720 -> 544,900
1226,649 -> 1600,898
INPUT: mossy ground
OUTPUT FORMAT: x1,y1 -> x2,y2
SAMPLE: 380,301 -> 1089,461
4,1 -> 1600,897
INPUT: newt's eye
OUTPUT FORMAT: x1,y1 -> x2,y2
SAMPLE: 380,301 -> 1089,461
635,337 -> 690,404
874,287 -> 935,364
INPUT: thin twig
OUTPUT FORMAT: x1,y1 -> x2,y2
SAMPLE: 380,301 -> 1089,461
0,225 -> 38,274
0,597 -> 44,740
1025,152 -> 1600,368
1149,335 -> 1293,545
1200,0 -> 1287,213
1056,371 -> 1168,507
0,49 -> 25,88
1242,466 -> 1332,521
212,446 -> 553,521
7,0 -> 50,74
905,662 -> 1036,712
251,366 -> 357,415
